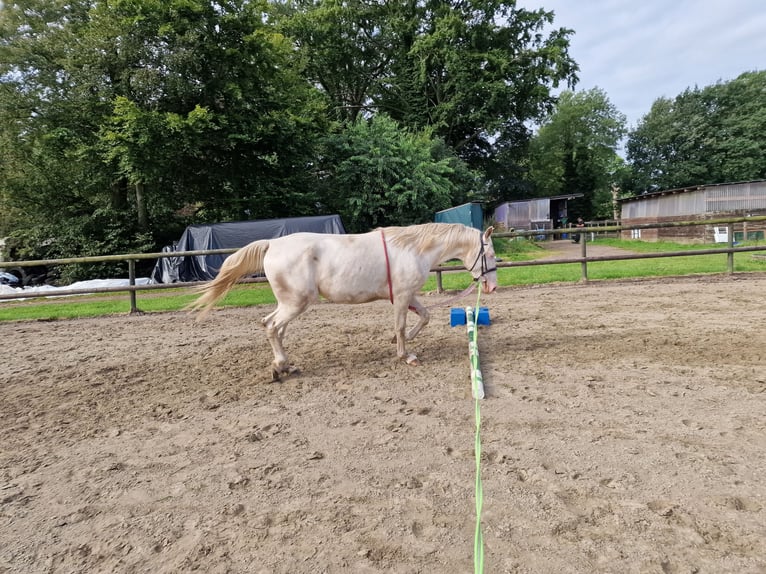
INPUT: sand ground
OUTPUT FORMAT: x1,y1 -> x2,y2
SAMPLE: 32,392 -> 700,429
2,248 -> 765,573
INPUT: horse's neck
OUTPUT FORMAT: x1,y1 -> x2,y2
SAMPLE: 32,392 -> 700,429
386,225 -> 475,266
435,232 -> 474,265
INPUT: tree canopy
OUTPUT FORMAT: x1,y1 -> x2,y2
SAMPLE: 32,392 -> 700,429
0,0 -> 578,276
0,0 -> 764,281
278,0 -> 578,193
0,0 -> 328,279
626,70 -> 766,194
317,115 -> 476,232
527,88 -> 627,219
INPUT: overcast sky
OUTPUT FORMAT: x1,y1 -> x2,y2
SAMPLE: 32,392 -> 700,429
518,0 -> 766,132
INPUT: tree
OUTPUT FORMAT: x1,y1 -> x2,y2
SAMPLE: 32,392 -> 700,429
278,0 -> 578,198
626,90 -> 717,192
715,72 -> 766,182
317,115 -> 474,232
1,0 -> 585,278
527,88 -> 627,219
0,0 -> 328,275
0,0 -> 128,279
89,0 -> 329,224
275,0 -> 394,123
626,71 -> 766,193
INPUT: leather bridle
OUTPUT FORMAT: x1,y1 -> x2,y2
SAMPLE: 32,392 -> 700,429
467,237 -> 497,281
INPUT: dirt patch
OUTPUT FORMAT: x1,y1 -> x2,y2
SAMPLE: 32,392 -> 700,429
2,275 -> 766,573
537,238 -> 637,260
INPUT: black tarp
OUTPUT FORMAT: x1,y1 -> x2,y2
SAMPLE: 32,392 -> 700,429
151,215 -> 345,283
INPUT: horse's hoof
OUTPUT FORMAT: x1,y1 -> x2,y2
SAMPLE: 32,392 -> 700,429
271,365 -> 300,382
405,354 -> 421,366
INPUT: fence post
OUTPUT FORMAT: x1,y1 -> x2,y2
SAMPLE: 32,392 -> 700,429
580,231 -> 588,281
727,223 -> 734,274
436,270 -> 443,293
128,260 -> 142,314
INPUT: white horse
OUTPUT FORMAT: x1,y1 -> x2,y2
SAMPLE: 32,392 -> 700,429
189,222 -> 497,381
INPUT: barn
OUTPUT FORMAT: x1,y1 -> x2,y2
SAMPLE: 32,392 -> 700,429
619,180 -> 766,243
492,194 -> 583,237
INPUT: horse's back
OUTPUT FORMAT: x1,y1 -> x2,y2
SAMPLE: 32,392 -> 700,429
264,231 -> 387,303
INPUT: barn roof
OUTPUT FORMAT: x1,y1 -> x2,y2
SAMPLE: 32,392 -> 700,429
499,193 -> 583,205
619,179 -> 766,203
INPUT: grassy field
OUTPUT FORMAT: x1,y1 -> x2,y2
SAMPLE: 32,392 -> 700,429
1,238 -> 764,322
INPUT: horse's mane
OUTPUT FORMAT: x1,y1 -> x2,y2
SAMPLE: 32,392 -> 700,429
383,222 -> 474,253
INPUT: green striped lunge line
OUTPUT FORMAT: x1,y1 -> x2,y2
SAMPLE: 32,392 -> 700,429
467,285 -> 485,573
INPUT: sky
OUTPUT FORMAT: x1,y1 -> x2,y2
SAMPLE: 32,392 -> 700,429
517,0 -> 766,131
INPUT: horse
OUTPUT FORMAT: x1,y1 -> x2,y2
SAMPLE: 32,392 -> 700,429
189,222 -> 498,381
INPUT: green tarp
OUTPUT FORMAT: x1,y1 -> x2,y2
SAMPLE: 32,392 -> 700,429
434,202 -> 483,229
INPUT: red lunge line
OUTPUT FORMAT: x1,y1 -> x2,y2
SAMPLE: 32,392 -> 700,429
380,229 -> 394,304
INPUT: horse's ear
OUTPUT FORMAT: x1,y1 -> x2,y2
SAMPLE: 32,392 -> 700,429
484,226 -> 494,240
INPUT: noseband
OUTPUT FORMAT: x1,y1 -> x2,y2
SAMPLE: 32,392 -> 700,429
468,237 -> 497,281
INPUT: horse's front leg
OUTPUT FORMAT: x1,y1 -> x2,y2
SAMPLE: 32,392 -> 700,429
393,301 -> 420,366
405,297 -> 430,341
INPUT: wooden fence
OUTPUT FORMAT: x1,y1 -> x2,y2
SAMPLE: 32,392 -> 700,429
2,216 -> 766,313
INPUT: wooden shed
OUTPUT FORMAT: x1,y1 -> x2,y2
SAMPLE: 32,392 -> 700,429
493,193 -> 583,238
619,180 -> 766,243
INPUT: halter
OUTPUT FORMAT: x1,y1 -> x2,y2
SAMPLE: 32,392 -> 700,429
467,237 -> 497,281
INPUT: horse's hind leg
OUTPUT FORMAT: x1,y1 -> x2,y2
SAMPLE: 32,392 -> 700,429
262,301 -> 308,381
405,297 -> 430,341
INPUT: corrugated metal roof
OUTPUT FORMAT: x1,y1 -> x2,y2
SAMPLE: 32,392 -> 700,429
619,179 -> 766,203
620,180 -> 766,218
502,193 -> 584,205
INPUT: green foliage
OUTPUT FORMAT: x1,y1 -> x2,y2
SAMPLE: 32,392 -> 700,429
88,0 -> 328,222
626,71 -> 766,193
0,0 -> 581,275
275,0 -> 393,123
527,88 -> 627,219
318,115 -> 473,232
5,207 -> 156,284
278,0 -> 579,199
383,2 -> 578,173
4,0 -> 761,288
0,0 -> 327,268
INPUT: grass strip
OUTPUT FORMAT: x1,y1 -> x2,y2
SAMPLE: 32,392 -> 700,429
1,239 -> 764,322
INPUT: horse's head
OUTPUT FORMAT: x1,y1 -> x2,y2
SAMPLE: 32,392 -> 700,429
467,227 -> 498,293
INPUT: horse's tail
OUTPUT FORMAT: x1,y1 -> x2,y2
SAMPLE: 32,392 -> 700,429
187,240 -> 270,318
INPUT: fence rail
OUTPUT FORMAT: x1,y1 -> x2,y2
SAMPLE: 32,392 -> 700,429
2,216 -> 766,311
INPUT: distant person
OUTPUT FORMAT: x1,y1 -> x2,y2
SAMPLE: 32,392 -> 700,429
572,217 -> 584,244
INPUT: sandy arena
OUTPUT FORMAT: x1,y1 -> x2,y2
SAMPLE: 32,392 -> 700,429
2,271 -> 765,573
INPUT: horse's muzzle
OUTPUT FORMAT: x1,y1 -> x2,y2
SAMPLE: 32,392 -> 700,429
482,276 -> 498,294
